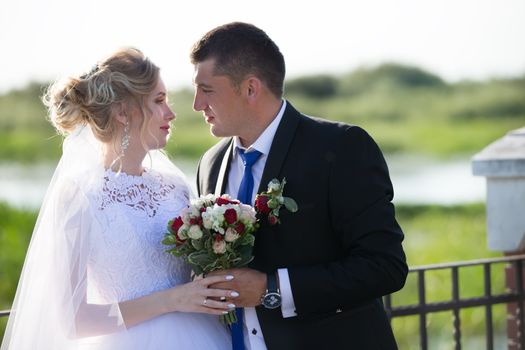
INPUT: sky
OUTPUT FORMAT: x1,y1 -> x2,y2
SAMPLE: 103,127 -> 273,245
1,0 -> 524,93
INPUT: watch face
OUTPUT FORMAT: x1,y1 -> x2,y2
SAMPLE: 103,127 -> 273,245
263,292 -> 282,309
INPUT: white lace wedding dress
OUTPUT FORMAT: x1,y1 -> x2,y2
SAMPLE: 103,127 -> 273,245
77,168 -> 231,349
1,126 -> 231,350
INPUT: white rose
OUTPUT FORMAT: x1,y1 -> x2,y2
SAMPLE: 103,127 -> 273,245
268,179 -> 281,192
225,227 -> 240,242
210,205 -> 226,231
213,239 -> 227,254
179,208 -> 191,225
190,205 -> 201,217
178,225 -> 189,240
187,225 -> 203,239
202,210 -> 213,230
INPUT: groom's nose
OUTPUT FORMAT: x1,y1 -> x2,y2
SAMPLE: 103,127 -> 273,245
193,90 -> 206,112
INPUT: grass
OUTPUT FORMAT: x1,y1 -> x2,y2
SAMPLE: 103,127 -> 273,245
393,204 -> 504,349
0,202 -> 36,342
0,202 -> 505,346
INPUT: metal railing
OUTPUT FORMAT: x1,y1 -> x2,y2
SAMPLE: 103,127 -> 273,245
384,254 -> 525,350
2,255 -> 525,349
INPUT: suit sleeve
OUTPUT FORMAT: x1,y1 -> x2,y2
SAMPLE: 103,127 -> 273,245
288,126 -> 408,317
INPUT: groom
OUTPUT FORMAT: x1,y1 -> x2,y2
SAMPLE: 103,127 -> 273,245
191,22 -> 408,349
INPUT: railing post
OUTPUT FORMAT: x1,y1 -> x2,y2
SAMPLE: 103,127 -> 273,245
473,126 -> 525,349
452,266 -> 461,350
418,270 -> 428,349
484,263 -> 494,350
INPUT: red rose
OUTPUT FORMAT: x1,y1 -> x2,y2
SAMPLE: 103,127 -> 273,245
255,195 -> 271,214
189,217 -> 202,226
268,214 -> 278,225
224,208 -> 237,225
216,197 -> 240,206
214,233 -> 223,242
171,216 -> 184,234
235,222 -> 245,235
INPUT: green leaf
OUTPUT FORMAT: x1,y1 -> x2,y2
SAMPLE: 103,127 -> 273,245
188,251 -> 214,268
191,239 -> 204,250
236,244 -> 254,259
238,234 -> 255,247
161,234 -> 177,246
283,197 -> 298,212
192,265 -> 204,276
267,199 -> 280,209
236,254 -> 254,267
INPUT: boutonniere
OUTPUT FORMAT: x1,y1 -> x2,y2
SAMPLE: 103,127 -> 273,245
255,178 -> 298,225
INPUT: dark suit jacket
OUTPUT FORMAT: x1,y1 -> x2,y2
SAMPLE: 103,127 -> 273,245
196,102 -> 408,349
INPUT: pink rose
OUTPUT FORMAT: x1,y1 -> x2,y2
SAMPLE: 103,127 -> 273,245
213,234 -> 227,254
268,214 -> 278,226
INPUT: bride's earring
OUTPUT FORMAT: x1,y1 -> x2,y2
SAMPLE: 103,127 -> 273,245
110,120 -> 130,175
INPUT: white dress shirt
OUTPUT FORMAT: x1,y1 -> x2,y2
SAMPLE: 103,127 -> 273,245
225,100 -> 298,350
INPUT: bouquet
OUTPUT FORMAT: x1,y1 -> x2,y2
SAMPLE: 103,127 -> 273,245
255,178 -> 298,225
162,178 -> 297,324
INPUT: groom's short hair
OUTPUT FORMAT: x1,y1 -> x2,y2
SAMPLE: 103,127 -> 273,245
190,22 -> 285,98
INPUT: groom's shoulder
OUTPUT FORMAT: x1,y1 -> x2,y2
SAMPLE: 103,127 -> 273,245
293,110 -> 380,152
287,103 -> 354,134
298,112 -> 367,139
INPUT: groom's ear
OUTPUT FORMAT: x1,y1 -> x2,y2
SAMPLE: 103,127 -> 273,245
244,76 -> 262,101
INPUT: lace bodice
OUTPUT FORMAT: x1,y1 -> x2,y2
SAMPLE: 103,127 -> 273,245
87,168 -> 192,303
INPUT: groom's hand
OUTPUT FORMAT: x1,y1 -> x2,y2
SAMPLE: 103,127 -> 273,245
208,268 -> 266,307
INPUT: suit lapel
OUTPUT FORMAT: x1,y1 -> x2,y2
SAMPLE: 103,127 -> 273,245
258,102 -> 301,193
214,139 -> 234,195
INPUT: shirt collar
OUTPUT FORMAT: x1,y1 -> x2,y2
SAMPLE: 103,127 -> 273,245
233,100 -> 287,155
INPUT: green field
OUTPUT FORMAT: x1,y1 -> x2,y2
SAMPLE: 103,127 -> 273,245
1,64 -> 524,162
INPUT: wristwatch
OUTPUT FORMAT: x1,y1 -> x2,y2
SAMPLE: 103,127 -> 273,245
261,272 -> 282,309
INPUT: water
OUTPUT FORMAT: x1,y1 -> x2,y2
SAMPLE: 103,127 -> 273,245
0,155 -> 485,210
386,154 -> 485,205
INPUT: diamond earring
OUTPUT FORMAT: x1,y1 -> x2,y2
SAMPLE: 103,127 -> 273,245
110,120 -> 130,175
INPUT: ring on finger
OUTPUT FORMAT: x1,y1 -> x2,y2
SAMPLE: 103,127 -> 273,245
220,296 -> 226,301
203,297 -> 208,306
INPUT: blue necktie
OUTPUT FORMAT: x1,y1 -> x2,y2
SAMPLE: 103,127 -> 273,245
232,148 -> 262,350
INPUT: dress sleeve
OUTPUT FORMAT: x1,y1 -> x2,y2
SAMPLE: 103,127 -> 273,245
1,178 -> 126,350
57,182 -> 127,338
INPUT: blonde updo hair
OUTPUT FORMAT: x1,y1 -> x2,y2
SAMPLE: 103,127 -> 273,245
43,47 -> 160,142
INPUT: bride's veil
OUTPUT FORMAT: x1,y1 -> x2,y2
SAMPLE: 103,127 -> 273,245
0,124 -> 190,349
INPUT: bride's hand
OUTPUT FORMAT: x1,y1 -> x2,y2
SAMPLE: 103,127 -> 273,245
165,275 -> 239,315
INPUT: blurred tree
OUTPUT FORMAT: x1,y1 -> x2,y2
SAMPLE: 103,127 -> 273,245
285,74 -> 338,98
339,63 -> 446,96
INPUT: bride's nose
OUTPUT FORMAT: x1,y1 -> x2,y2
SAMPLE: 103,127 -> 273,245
165,106 -> 176,121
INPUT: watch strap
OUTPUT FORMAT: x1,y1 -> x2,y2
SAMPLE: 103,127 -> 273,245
266,272 -> 279,293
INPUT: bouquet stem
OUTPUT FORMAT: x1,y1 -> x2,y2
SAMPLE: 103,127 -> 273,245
220,310 -> 238,325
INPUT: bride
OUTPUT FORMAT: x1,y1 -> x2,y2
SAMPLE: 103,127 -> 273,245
1,48 -> 233,349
